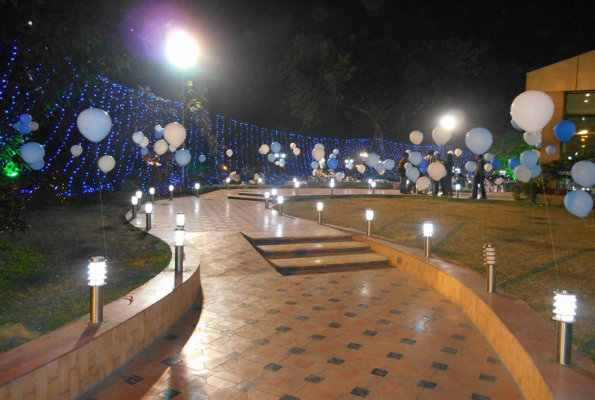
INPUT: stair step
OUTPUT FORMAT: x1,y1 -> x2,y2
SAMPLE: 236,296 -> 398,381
247,233 -> 353,246
258,241 -> 370,258
270,253 -> 390,274
228,195 -> 265,202
237,192 -> 265,197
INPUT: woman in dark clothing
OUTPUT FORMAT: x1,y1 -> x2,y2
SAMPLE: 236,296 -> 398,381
441,153 -> 454,196
397,153 -> 409,194
470,154 -> 487,199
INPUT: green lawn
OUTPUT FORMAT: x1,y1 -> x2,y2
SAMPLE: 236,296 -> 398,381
283,195 -> 595,362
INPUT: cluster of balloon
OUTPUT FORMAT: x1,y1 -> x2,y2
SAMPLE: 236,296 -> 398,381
523,131 -> 541,147
312,143 -> 325,163
76,108 -> 115,172
20,141 -> 45,171
363,152 -> 396,175
154,124 -> 164,139
564,160 -> 595,218
465,127 -> 493,155
410,130 -> 423,145
132,131 -> 150,156
290,142 -> 301,156
12,113 -> 39,135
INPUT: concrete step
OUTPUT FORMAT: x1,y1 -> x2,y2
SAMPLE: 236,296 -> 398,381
257,241 -> 370,258
269,253 -> 390,275
228,195 -> 265,202
246,233 -> 353,246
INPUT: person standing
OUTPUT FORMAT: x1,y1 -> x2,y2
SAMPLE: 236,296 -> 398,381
397,153 -> 409,194
470,154 -> 487,199
441,153 -> 454,196
430,152 -> 442,196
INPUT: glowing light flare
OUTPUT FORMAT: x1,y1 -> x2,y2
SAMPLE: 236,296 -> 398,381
440,115 -> 456,130
553,291 -> 577,323
166,31 -> 199,68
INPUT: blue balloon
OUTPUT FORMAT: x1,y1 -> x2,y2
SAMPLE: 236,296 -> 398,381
155,130 -> 163,139
327,158 -> 338,170
520,150 -> 538,169
553,120 -> 576,142
564,190 -> 593,218
140,148 -> 149,156
271,142 -> 281,153
198,154 -> 206,163
508,158 -> 520,170
418,159 -> 427,169
310,161 -> 319,169
20,113 -> 32,124
490,158 -> 500,168
267,153 -> 276,163
511,119 -> 523,131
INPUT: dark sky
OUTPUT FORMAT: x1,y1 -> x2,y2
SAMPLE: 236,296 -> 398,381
130,0 -> 594,143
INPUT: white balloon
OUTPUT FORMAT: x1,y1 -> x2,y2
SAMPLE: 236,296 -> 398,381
404,162 -> 412,170
310,161 -> 319,169
28,121 -> 39,132
428,162 -> 446,181
70,144 -> 83,157
523,131 -> 542,146
312,147 -> 325,161
261,144 -> 270,154
29,159 -> 44,171
510,90 -> 554,133
378,169 -> 386,175
333,149 -> 339,155
140,137 -> 149,148
290,142 -> 296,149
335,172 -> 345,181
465,161 -> 477,173
416,176 -> 430,191
409,151 -> 422,166
406,167 -> 420,182
77,108 -> 112,143
484,153 -> 494,162
154,139 -> 168,155
513,165 -> 532,183
98,155 -> 116,173
564,190 -> 593,218
571,160 -> 595,187
314,143 -> 324,150
175,149 -> 191,166
465,127 -> 493,154
357,165 -> 366,173
410,130 -> 423,145
271,142 -> 282,153
383,159 -> 396,170
484,163 -> 493,172
20,142 -> 45,163
226,149 -> 233,157
365,153 -> 380,167
454,148 -> 462,157
169,145 -> 177,153
154,124 -> 163,132
163,122 -> 186,148
432,125 -> 452,146
545,145 -> 556,155
132,131 -> 145,144
293,147 -> 301,156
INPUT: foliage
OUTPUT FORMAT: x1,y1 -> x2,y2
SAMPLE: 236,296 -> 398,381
489,130 -> 532,178
510,176 -> 547,203
0,177 -> 27,234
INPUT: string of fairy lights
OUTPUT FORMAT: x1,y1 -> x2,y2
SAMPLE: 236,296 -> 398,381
2,42 -> 475,197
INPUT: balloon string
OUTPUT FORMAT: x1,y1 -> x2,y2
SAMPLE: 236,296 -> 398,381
95,144 -> 108,259
539,173 -> 560,283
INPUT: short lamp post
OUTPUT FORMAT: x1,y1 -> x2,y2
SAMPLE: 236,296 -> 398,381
484,244 -> 496,293
258,178 -> 263,188
176,212 -> 185,229
368,179 -> 373,190
145,202 -> 153,230
195,183 -> 200,198
88,256 -> 107,324
226,177 -> 231,190
294,181 -> 300,196
174,227 -> 185,273
272,188 -> 278,199
136,190 -> 143,205
149,187 -> 155,202
277,195 -> 284,216
423,221 -> 433,257
371,181 -> 376,195
317,202 -> 323,225
264,191 -> 270,209
131,195 -> 138,219
330,179 -> 335,195
455,183 -> 461,198
553,290 -> 577,365
366,209 -> 374,236
169,185 -> 174,201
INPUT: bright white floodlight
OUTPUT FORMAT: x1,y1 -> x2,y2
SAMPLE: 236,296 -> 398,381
440,115 -> 456,130
166,31 -> 199,68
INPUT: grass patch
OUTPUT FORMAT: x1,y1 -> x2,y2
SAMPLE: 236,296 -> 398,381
283,195 -> 595,363
0,191 -> 171,353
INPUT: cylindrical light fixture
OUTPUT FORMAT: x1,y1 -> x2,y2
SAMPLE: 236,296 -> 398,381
295,181 -> 300,196
368,178 -> 373,190
174,227 -> 185,273
423,221 -> 433,257
131,195 -> 138,219
195,183 -> 200,198
264,191 -> 270,209
371,181 -> 376,194
277,195 -> 284,216
169,184 -> 174,201
258,178 -> 263,188
330,179 -> 335,195
88,256 -> 107,324
366,209 -> 374,236
553,289 -> 577,365
484,243 -> 496,293
145,202 -> 153,230
226,177 -> 231,189
455,183 -> 461,198
176,212 -> 185,228
317,202 -> 324,225
272,188 -> 277,197
149,187 -> 155,202
136,190 -> 143,203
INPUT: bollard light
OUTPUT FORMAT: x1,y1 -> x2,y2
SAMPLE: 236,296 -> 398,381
330,179 -> 335,195
272,188 -> 277,197
258,178 -> 263,187
226,177 -> 231,189
87,256 -> 107,324
366,209 -> 374,236
176,212 -> 185,228
136,190 -> 143,203
293,178 -> 297,183
553,289 -> 577,365
484,244 -> 496,292
169,185 -> 174,201
317,202 -> 323,225
195,183 -> 200,198
277,195 -> 284,216
295,181 -> 300,195
149,187 -> 155,202
131,195 -> 138,219
264,191 -> 270,209
455,183 -> 461,198
174,227 -> 185,273
423,221 -> 433,257
145,202 -> 153,230
371,181 -> 376,194
368,178 -> 373,190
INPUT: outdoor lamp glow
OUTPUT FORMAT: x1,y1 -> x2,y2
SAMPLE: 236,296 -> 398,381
277,196 -> 284,204
131,195 -> 138,206
553,289 -> 577,364
145,202 -> 153,230
317,202 -> 324,212
272,188 -> 277,196
145,202 -> 153,214
264,191 -> 270,209
274,153 -> 280,158
440,115 -> 456,130
258,178 -> 262,184
169,185 -> 174,192
226,178 -> 231,183
281,153 -> 286,159
330,180 -> 335,188
553,291 -> 577,323
149,187 -> 155,195
194,183 -> 199,190
456,184 -> 461,191
136,190 -> 142,200
88,256 -> 107,286
176,212 -> 185,228
423,222 -> 433,237
264,192 -> 270,199
371,182 -> 376,188
295,182 -> 300,188
166,30 -> 199,68
169,184 -> 174,201
173,227 -> 185,272
174,228 -> 185,246
366,209 -> 374,221
277,195 -> 284,216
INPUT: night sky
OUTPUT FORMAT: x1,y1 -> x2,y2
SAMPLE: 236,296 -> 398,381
118,1 -> 595,143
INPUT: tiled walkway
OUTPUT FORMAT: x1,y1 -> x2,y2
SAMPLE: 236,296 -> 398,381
82,190 -> 523,400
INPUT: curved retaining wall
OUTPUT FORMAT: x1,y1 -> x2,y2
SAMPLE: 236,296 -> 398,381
352,234 -> 595,400
0,218 -> 201,400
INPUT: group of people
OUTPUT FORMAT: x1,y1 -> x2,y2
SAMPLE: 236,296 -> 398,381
397,151 -> 489,199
